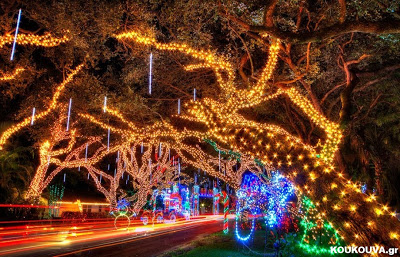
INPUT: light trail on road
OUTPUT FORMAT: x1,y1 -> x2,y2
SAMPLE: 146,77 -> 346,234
0,215 -> 227,257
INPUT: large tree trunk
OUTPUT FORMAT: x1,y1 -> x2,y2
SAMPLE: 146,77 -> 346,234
339,71 -> 359,127
218,127 -> 400,254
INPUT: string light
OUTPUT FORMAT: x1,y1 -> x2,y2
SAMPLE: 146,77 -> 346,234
116,31 -> 236,94
192,185 -> 200,216
113,30 -> 400,248
0,67 -> 25,81
0,32 -> 69,49
0,64 -> 83,150
223,190 -> 229,234
27,119 -> 192,211
298,196 -> 342,255
235,200 -> 255,242
0,25 -> 395,250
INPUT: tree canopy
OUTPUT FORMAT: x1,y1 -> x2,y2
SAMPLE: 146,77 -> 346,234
1,0 -> 400,250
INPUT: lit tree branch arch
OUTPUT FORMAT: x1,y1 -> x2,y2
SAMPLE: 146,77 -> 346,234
109,30 -> 400,250
0,24 -> 398,255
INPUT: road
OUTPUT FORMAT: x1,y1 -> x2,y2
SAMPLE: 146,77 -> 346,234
0,215 -> 225,257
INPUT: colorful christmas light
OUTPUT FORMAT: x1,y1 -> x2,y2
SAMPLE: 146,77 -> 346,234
223,190 -> 229,234
0,24 -> 396,251
298,196 -> 342,255
234,171 -> 295,242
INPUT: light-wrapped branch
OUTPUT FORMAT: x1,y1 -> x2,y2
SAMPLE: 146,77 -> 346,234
0,64 -> 83,150
115,31 -> 236,94
0,67 -> 25,81
0,33 -> 69,48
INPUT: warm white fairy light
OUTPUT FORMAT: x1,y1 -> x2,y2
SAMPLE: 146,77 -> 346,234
0,24 -> 393,251
0,64 -> 83,150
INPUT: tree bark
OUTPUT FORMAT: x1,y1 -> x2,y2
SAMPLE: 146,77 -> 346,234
338,0 -> 347,23
226,14 -> 400,43
374,160 -> 384,196
339,71 -> 359,126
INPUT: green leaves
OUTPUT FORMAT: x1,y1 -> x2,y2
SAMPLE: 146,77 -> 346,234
0,146 -> 34,203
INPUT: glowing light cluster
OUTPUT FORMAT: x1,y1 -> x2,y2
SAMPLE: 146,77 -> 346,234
298,197 -> 342,255
124,29 -> 343,168
223,191 -> 229,234
235,172 -> 295,241
115,31 -> 236,94
0,67 -> 25,81
0,32 -> 69,48
27,115 -> 192,214
282,87 -> 341,162
235,200 -> 255,242
1,26 -> 398,250
0,64 -> 83,150
192,185 -> 200,216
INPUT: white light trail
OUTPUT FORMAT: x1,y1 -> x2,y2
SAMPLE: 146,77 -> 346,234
66,98 -> 72,131
10,9 -> 22,61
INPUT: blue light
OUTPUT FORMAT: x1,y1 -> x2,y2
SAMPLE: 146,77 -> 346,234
361,183 -> 367,194
235,171 -> 295,242
107,128 -> 110,151
264,172 -> 294,227
66,98 -> 72,131
235,201 -> 255,241
10,9 -> 22,61
149,53 -> 152,94
116,198 -> 130,213
30,107 -> 36,125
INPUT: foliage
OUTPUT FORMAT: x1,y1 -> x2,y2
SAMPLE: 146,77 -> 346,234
0,146 -> 34,203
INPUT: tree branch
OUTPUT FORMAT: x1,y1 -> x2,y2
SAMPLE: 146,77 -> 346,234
338,0 -> 347,23
264,0 -> 278,27
226,14 -> 400,43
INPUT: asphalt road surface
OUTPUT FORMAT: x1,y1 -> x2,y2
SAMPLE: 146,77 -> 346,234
0,216 -> 224,257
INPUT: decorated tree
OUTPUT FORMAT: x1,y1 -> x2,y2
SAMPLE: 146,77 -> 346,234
47,183 -> 64,218
298,196 -> 342,255
0,1 -> 400,254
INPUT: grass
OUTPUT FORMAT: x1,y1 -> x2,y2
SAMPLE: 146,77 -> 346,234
159,231 -> 253,257
159,220 -> 355,257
